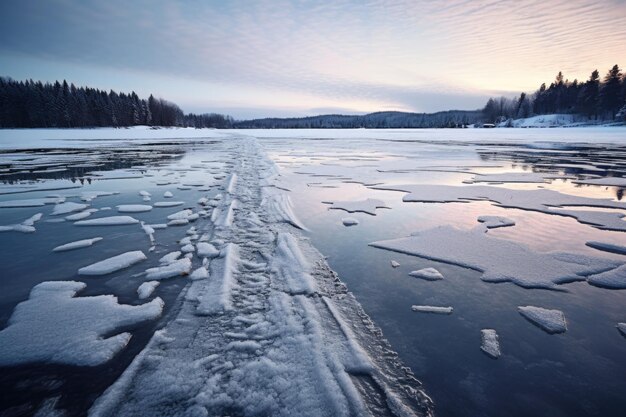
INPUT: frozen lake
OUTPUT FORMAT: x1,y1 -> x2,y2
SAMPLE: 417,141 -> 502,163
0,127 -> 625,417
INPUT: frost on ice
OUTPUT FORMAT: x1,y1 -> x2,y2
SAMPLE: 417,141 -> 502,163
411,305 -> 453,314
518,306 -> 567,334
0,281 -> 163,366
409,267 -> 443,281
370,226 -> 621,289
53,237 -> 103,252
480,329 -> 501,359
78,251 -> 147,275
328,198 -> 389,215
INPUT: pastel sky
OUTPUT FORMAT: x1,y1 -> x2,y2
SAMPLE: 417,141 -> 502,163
1,0 -> 625,119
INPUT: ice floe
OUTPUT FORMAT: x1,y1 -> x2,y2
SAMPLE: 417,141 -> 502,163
197,242 -> 220,258
391,260 -> 400,268
51,202 -> 89,215
370,226 -> 621,289
75,216 -> 140,226
163,191 -> 173,198
159,251 -> 181,264
518,306 -> 567,334
328,198 -> 389,215
411,305 -> 453,314
586,241 -> 626,256
477,215 -> 516,229
618,323 -> 626,337
137,281 -> 160,299
0,281 -> 163,366
342,217 -> 359,226
153,201 -> 184,207
117,204 -> 153,213
78,251 -> 147,275
53,237 -> 103,252
469,172 -> 548,183
587,265 -> 626,289
480,329 -> 501,359
0,212 -> 43,233
408,267 -> 443,281
66,208 -> 98,221
145,257 -> 192,280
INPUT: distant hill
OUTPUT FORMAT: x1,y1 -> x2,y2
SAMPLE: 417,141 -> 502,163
233,110 -> 482,129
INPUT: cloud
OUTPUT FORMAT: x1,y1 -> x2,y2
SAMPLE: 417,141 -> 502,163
1,0 -> 624,116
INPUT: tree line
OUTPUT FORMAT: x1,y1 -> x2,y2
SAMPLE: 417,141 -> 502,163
0,77 -> 233,128
483,64 -> 626,124
232,110 -> 481,129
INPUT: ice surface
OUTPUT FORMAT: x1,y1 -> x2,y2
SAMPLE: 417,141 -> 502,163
408,268 -> 443,281
477,215 -> 515,229
573,177 -> 626,187
0,281 -> 163,366
469,172 -> 548,183
153,201 -> 184,207
586,241 -> 626,256
480,329 -> 501,359
117,205 -> 153,213
78,251 -> 147,275
137,281 -> 160,300
518,306 -> 567,334
372,183 -> 625,230
587,265 -> 626,289
75,216 -> 140,226
53,237 -> 103,252
328,198 -> 389,215
52,202 -> 90,215
411,305 -> 453,314
370,226 -> 621,289
145,258 -> 192,280
261,189 -> 308,230
270,233 -> 317,295
0,197 -> 61,208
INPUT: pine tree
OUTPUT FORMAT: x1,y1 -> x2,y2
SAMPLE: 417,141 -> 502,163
600,64 -> 622,119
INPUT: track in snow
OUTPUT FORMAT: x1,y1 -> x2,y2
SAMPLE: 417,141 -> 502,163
90,136 -> 433,417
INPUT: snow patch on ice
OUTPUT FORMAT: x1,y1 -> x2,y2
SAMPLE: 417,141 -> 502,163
480,329 -> 501,359
370,226 -> 621,289
411,305 -> 453,314
78,251 -> 147,275
408,268 -> 443,281
0,281 -> 163,366
75,216 -> 139,226
518,306 -> 567,334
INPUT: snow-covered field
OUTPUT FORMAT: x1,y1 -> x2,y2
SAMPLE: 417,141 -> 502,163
0,128 -> 625,417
